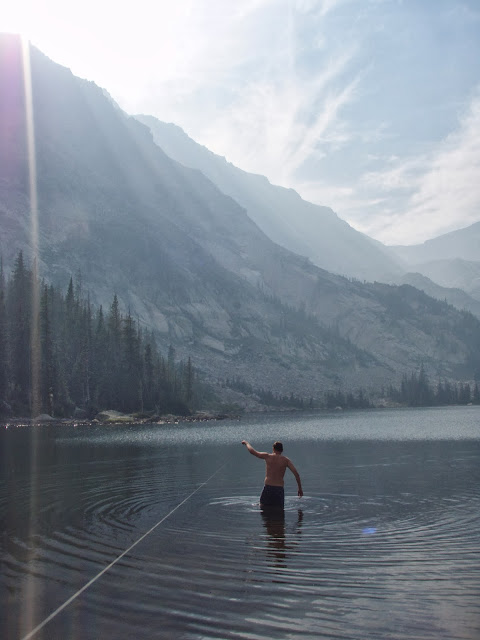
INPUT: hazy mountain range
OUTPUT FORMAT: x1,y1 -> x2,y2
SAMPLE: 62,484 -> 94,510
1,34 -> 479,403
391,225 -> 480,302
135,116 -> 403,284
136,115 -> 480,317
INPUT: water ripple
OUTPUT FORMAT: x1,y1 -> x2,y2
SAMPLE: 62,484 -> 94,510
1,414 -> 480,640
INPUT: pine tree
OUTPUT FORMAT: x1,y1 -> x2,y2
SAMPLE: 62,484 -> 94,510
415,364 -> 432,406
30,258 -> 42,416
167,344 -> 176,381
166,344 -> 177,406
0,258 -> 208,417
8,252 -> 31,411
184,356 -> 194,407
105,294 -> 122,408
121,310 -> 142,412
473,382 -> 480,405
0,259 -> 8,401
143,337 -> 155,411
92,306 -> 108,410
70,299 -> 93,408
40,284 -> 55,414
458,382 -> 471,405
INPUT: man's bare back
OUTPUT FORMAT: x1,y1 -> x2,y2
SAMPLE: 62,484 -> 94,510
241,440 -> 303,501
263,452 -> 291,486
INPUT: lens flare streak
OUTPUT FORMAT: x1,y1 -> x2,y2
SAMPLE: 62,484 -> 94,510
19,35 -> 41,639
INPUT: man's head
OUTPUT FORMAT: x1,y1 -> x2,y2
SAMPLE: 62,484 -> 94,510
273,441 -> 283,453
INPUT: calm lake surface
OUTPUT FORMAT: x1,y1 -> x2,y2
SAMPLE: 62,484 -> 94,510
1,406 -> 480,640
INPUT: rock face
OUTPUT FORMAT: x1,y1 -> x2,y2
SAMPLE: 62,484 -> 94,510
95,411 -> 132,423
33,414 -> 55,422
1,34 -> 479,401
135,115 -> 403,284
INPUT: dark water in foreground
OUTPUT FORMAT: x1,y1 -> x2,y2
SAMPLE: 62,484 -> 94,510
1,406 -> 480,640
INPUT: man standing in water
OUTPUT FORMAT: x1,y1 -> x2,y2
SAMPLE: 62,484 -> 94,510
241,440 -> 303,508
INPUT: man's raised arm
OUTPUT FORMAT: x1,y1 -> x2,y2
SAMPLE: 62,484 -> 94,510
242,440 -> 268,459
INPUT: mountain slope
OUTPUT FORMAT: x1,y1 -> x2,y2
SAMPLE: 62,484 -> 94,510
1,34 -> 479,402
391,222 -> 480,264
396,258 -> 480,304
390,224 -> 480,302
412,259 -> 480,302
135,116 -> 403,283
399,272 -> 480,318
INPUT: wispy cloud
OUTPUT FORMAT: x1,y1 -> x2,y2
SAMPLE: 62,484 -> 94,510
407,94 -> 480,231
199,51 -> 360,185
297,0 -> 346,18
18,0 -> 480,246
184,4 -> 362,188
138,1 -> 480,247
283,70 -> 361,177
348,91 -> 480,245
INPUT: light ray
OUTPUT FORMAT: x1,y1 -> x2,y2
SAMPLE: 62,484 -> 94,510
20,36 -> 40,416
19,35 -> 41,639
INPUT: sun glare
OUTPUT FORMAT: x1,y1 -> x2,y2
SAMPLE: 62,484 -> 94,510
2,4 -> 32,40
19,35 -> 40,415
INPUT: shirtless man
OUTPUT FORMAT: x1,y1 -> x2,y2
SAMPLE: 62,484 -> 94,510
241,440 -> 303,508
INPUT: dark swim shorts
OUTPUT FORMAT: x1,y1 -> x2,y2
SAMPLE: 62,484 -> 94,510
260,484 -> 284,508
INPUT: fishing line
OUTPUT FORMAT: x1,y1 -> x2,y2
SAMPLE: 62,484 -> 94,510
21,461 -> 228,640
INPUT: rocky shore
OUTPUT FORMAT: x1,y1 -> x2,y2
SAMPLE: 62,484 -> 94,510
1,409 -> 240,428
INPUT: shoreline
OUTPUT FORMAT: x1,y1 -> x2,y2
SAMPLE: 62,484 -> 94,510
1,410 -> 241,429
3,402 -> 475,429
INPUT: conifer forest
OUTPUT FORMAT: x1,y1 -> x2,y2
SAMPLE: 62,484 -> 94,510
1,252 -> 478,420
0,253 -> 196,418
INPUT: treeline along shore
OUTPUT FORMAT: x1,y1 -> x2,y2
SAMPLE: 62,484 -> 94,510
0,252 -> 206,420
0,253 -> 478,424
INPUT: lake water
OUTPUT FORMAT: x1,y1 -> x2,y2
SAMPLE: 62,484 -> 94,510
1,406 -> 480,640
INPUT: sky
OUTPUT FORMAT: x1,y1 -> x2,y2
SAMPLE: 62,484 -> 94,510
3,0 -> 480,245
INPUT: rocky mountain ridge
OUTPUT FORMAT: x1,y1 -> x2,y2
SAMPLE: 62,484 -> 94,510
136,116 -> 480,315
1,34 -> 479,403
135,115 -> 404,284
